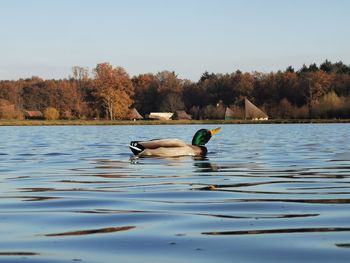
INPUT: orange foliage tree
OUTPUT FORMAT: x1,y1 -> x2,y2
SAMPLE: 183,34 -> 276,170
299,71 -> 332,117
44,107 -> 59,120
94,63 -> 134,120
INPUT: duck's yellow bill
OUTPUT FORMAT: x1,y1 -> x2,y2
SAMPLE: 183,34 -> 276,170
210,127 -> 221,135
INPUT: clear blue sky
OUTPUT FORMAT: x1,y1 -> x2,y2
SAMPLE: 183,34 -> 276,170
1,0 -> 349,81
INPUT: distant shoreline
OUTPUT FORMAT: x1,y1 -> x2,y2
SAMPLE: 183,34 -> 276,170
0,119 -> 349,126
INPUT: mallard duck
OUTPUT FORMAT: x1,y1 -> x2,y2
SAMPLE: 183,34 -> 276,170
129,127 -> 221,157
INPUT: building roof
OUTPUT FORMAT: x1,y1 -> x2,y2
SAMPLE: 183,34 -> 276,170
245,98 -> 268,120
173,110 -> 191,120
148,112 -> 174,120
24,110 -> 43,118
129,108 -> 143,119
225,107 -> 235,120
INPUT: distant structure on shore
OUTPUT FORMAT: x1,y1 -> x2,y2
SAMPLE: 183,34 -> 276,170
224,107 -> 237,120
147,112 -> 174,120
140,101 -> 268,122
144,110 -> 192,120
24,110 -> 43,119
129,108 -> 143,120
173,110 -> 192,120
244,98 -> 268,120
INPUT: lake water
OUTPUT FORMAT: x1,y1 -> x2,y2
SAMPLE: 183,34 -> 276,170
0,124 -> 350,262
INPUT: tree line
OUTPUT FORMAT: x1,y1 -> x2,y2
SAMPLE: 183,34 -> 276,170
1,60 -> 350,120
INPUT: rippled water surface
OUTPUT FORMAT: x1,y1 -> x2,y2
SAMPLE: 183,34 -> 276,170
1,124 -> 350,262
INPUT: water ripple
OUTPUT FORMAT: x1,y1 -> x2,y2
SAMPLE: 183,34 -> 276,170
44,226 -> 135,237
202,227 -> 350,236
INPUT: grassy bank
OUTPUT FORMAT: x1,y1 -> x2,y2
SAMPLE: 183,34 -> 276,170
0,119 -> 350,126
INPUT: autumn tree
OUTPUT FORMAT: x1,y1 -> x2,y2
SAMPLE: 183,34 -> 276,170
0,80 -> 23,110
71,66 -> 90,117
233,71 -> 255,103
44,107 -> 59,120
216,74 -> 235,106
251,72 -> 273,109
21,77 -> 54,111
159,92 -> 185,112
299,71 -> 332,117
332,73 -> 350,97
0,99 -> 23,119
55,80 -> 81,118
94,63 -> 134,120
278,72 -> 301,106
314,91 -> 343,118
132,73 -> 160,115
278,98 -> 294,118
183,81 -> 208,111
155,71 -> 185,111
72,66 -> 89,84
156,70 -> 182,93
195,72 -> 235,107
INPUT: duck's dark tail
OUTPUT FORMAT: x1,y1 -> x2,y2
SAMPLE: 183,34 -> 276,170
129,141 -> 145,155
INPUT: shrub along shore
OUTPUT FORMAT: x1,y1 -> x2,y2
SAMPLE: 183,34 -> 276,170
0,119 -> 349,126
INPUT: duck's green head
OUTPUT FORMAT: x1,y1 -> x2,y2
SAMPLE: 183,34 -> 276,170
191,127 -> 221,146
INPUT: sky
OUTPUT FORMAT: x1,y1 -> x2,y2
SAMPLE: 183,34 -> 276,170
0,0 -> 349,81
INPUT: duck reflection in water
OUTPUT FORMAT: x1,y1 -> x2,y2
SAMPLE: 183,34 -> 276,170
193,157 -> 219,173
